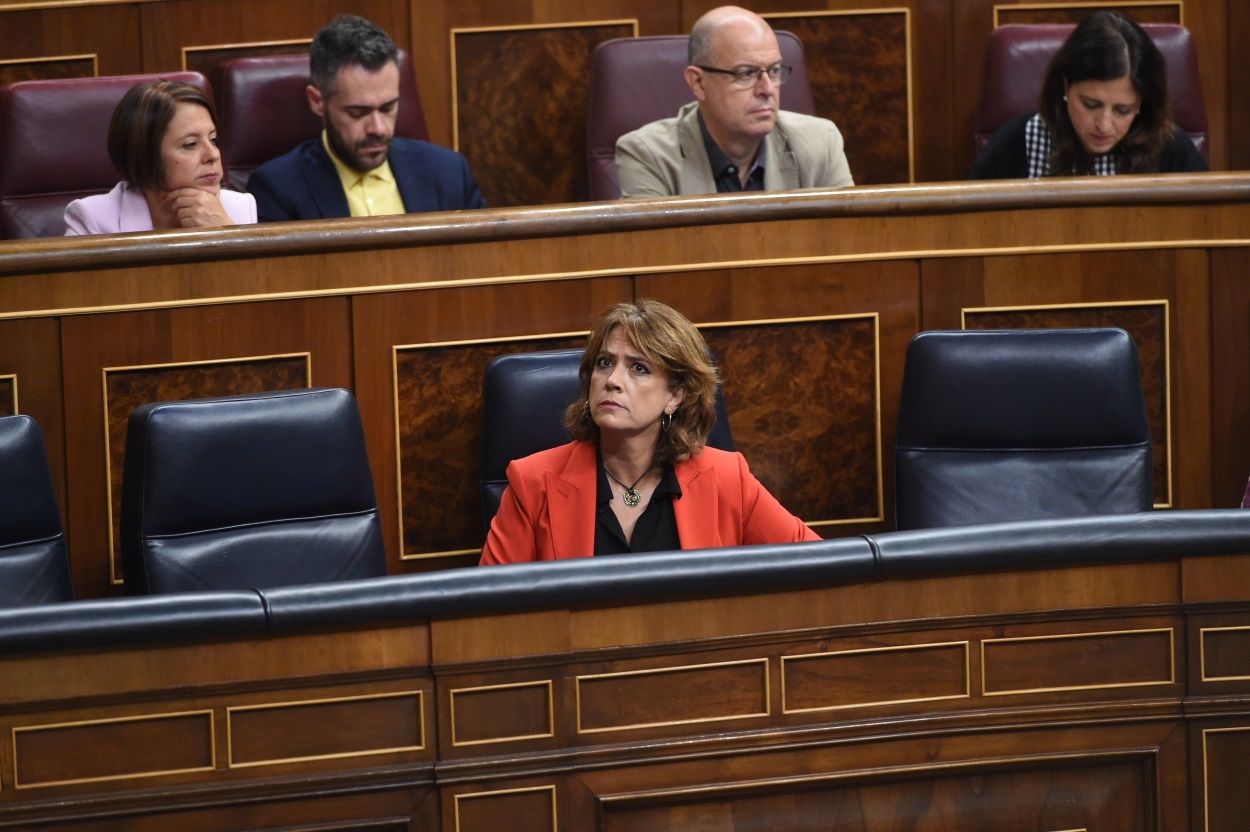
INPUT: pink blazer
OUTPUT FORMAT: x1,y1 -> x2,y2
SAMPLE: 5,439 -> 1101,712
480,440 -> 820,565
63,181 -> 257,235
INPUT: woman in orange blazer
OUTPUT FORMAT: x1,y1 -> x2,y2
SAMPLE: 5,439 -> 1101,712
480,299 -> 818,565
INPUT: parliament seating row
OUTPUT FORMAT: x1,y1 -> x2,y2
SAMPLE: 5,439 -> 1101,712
1,507 -> 1247,655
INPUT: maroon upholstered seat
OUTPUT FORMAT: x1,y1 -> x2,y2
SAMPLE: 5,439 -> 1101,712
0,71 -> 210,239
974,23 -> 1208,160
586,32 -> 814,202
214,50 -> 428,191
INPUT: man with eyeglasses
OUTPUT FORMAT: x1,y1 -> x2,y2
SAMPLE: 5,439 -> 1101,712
616,5 -> 853,197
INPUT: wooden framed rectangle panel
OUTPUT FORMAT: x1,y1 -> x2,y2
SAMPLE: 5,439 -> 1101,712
982,627 -> 1175,695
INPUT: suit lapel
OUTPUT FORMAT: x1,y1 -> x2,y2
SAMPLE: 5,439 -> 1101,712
390,142 -> 430,213
676,104 -> 718,195
304,140 -> 352,219
546,442 -> 598,558
675,455 -> 721,550
764,121 -> 800,190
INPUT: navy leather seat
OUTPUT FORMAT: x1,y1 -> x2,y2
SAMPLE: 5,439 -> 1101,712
0,415 -> 73,606
894,328 -> 1152,530
479,348 -> 735,531
120,388 -> 386,594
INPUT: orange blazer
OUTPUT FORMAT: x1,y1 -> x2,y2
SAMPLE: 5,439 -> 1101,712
479,441 -> 819,565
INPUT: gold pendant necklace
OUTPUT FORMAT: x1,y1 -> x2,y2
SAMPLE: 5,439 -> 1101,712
605,465 -> 653,508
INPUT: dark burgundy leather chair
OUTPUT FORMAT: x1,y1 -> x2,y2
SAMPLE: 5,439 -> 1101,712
0,415 -> 73,606
586,32 -> 815,201
213,50 -> 428,191
895,329 -> 1153,531
974,23 -> 1208,160
120,388 -> 387,594
0,71 -> 211,239
479,348 -> 736,531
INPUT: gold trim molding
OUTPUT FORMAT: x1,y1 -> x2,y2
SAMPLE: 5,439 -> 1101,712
781,641 -> 971,713
981,626 -> 1176,696
1200,625 -> 1250,682
1202,725 -> 1250,832
449,680 -> 555,747
0,52 -> 98,76
993,0 -> 1184,27
180,38 -> 311,71
0,373 -> 17,414
453,784 -> 557,832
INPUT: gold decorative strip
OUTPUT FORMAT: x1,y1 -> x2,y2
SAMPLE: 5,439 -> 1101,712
781,641 -> 970,713
576,657 -> 769,734
180,37 -> 310,71
962,298 -> 1172,508
225,689 -> 424,768
981,627 -> 1175,696
761,7 -> 915,182
1200,625 -> 1250,682
0,373 -> 17,414
100,352 -> 313,584
993,0 -> 1183,27
449,680 -> 554,747
448,18 -> 639,152
11,709 -> 214,789
0,0 -> 161,11
453,784 -> 557,832
1202,725 -> 1250,832
0,52 -> 98,76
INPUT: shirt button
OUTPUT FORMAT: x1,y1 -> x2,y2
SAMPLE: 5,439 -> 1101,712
728,166 -> 737,173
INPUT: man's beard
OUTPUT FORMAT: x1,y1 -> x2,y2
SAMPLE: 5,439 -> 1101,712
325,119 -> 391,172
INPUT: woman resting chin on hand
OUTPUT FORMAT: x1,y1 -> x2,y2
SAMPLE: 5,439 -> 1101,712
64,80 -> 257,236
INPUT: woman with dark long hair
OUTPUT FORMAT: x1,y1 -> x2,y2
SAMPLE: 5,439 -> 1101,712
971,10 -> 1205,178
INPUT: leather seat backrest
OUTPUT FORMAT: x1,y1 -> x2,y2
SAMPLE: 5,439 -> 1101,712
894,328 -> 1153,530
586,31 -> 814,201
0,71 -> 211,239
120,387 -> 386,594
0,415 -> 73,605
480,348 -> 735,530
974,23 -> 1208,159
214,50 -> 428,191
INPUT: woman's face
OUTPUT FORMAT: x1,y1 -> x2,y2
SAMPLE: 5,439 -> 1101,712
158,102 -> 222,193
590,327 -> 684,441
1065,75 -> 1141,156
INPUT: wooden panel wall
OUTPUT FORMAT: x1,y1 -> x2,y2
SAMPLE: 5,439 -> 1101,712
0,0 -> 1242,199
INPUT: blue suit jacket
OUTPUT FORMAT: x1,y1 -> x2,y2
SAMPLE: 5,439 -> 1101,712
247,137 -> 485,222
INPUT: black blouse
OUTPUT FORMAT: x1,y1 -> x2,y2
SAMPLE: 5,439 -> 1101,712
594,457 -> 682,555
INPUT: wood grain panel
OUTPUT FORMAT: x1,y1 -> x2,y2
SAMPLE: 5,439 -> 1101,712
783,642 -> 968,712
0,54 -> 95,86
994,3 -> 1180,25
181,38 -> 308,75
1231,4 -> 1250,170
764,10 -> 912,185
451,681 -> 553,746
1203,726 -> 1250,832
452,21 -> 635,207
61,298 -> 352,597
1201,627 -> 1250,681
965,302 -> 1170,505
0,374 -> 14,416
983,628 -> 1174,695
600,753 -> 1150,832
1209,248 -> 1250,505
701,315 -> 881,525
577,659 -> 768,733
0,318 -> 65,528
454,785 -> 556,832
13,711 -> 213,788
228,691 -> 423,767
0,5 -> 141,76
103,354 -> 310,584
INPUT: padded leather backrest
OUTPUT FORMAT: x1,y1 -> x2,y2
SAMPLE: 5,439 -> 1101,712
0,72 -> 211,239
895,328 -> 1153,530
480,348 -> 736,530
214,50 -> 428,191
0,415 -> 73,606
586,31 -> 814,201
120,387 -> 386,594
975,23 -> 1208,159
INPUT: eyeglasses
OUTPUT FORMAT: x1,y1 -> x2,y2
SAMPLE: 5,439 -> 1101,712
696,63 -> 792,87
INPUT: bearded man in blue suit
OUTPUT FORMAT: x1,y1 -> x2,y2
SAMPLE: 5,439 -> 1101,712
249,15 -> 485,222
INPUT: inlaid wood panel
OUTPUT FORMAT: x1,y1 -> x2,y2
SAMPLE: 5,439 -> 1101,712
102,354 -> 310,584
181,38 -> 309,75
782,641 -> 969,712
994,2 -> 1181,26
1200,626 -> 1250,682
1202,726 -> 1250,832
577,659 -> 769,733
452,21 -> 636,207
454,785 -> 557,832
763,10 -> 912,184
0,54 -> 95,86
61,298 -> 352,597
0,374 -> 14,415
964,301 -> 1170,505
1209,248 -> 1250,505
0,318 -> 65,528
599,753 -> 1151,832
450,681 -> 553,747
13,711 -> 214,788
982,627 -> 1175,695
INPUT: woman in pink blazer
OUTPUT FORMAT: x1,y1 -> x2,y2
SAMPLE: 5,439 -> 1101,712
64,80 -> 256,235
480,299 -> 819,565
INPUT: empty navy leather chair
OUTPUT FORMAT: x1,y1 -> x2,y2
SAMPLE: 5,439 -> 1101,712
895,328 -> 1152,530
480,348 -> 736,530
120,388 -> 386,594
0,415 -> 73,605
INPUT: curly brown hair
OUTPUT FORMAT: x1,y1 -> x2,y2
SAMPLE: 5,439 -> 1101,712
563,299 -> 720,464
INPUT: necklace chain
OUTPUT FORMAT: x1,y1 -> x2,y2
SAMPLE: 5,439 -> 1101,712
605,465 -> 654,508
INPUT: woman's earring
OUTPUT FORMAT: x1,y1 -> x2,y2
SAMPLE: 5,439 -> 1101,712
660,410 -> 672,432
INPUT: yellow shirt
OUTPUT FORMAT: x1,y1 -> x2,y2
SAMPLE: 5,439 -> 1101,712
321,131 -> 406,217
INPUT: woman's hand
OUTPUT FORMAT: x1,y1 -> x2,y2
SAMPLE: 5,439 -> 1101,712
163,187 -> 233,228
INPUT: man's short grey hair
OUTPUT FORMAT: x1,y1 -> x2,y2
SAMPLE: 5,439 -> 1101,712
309,15 -> 399,95
688,18 -> 715,65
